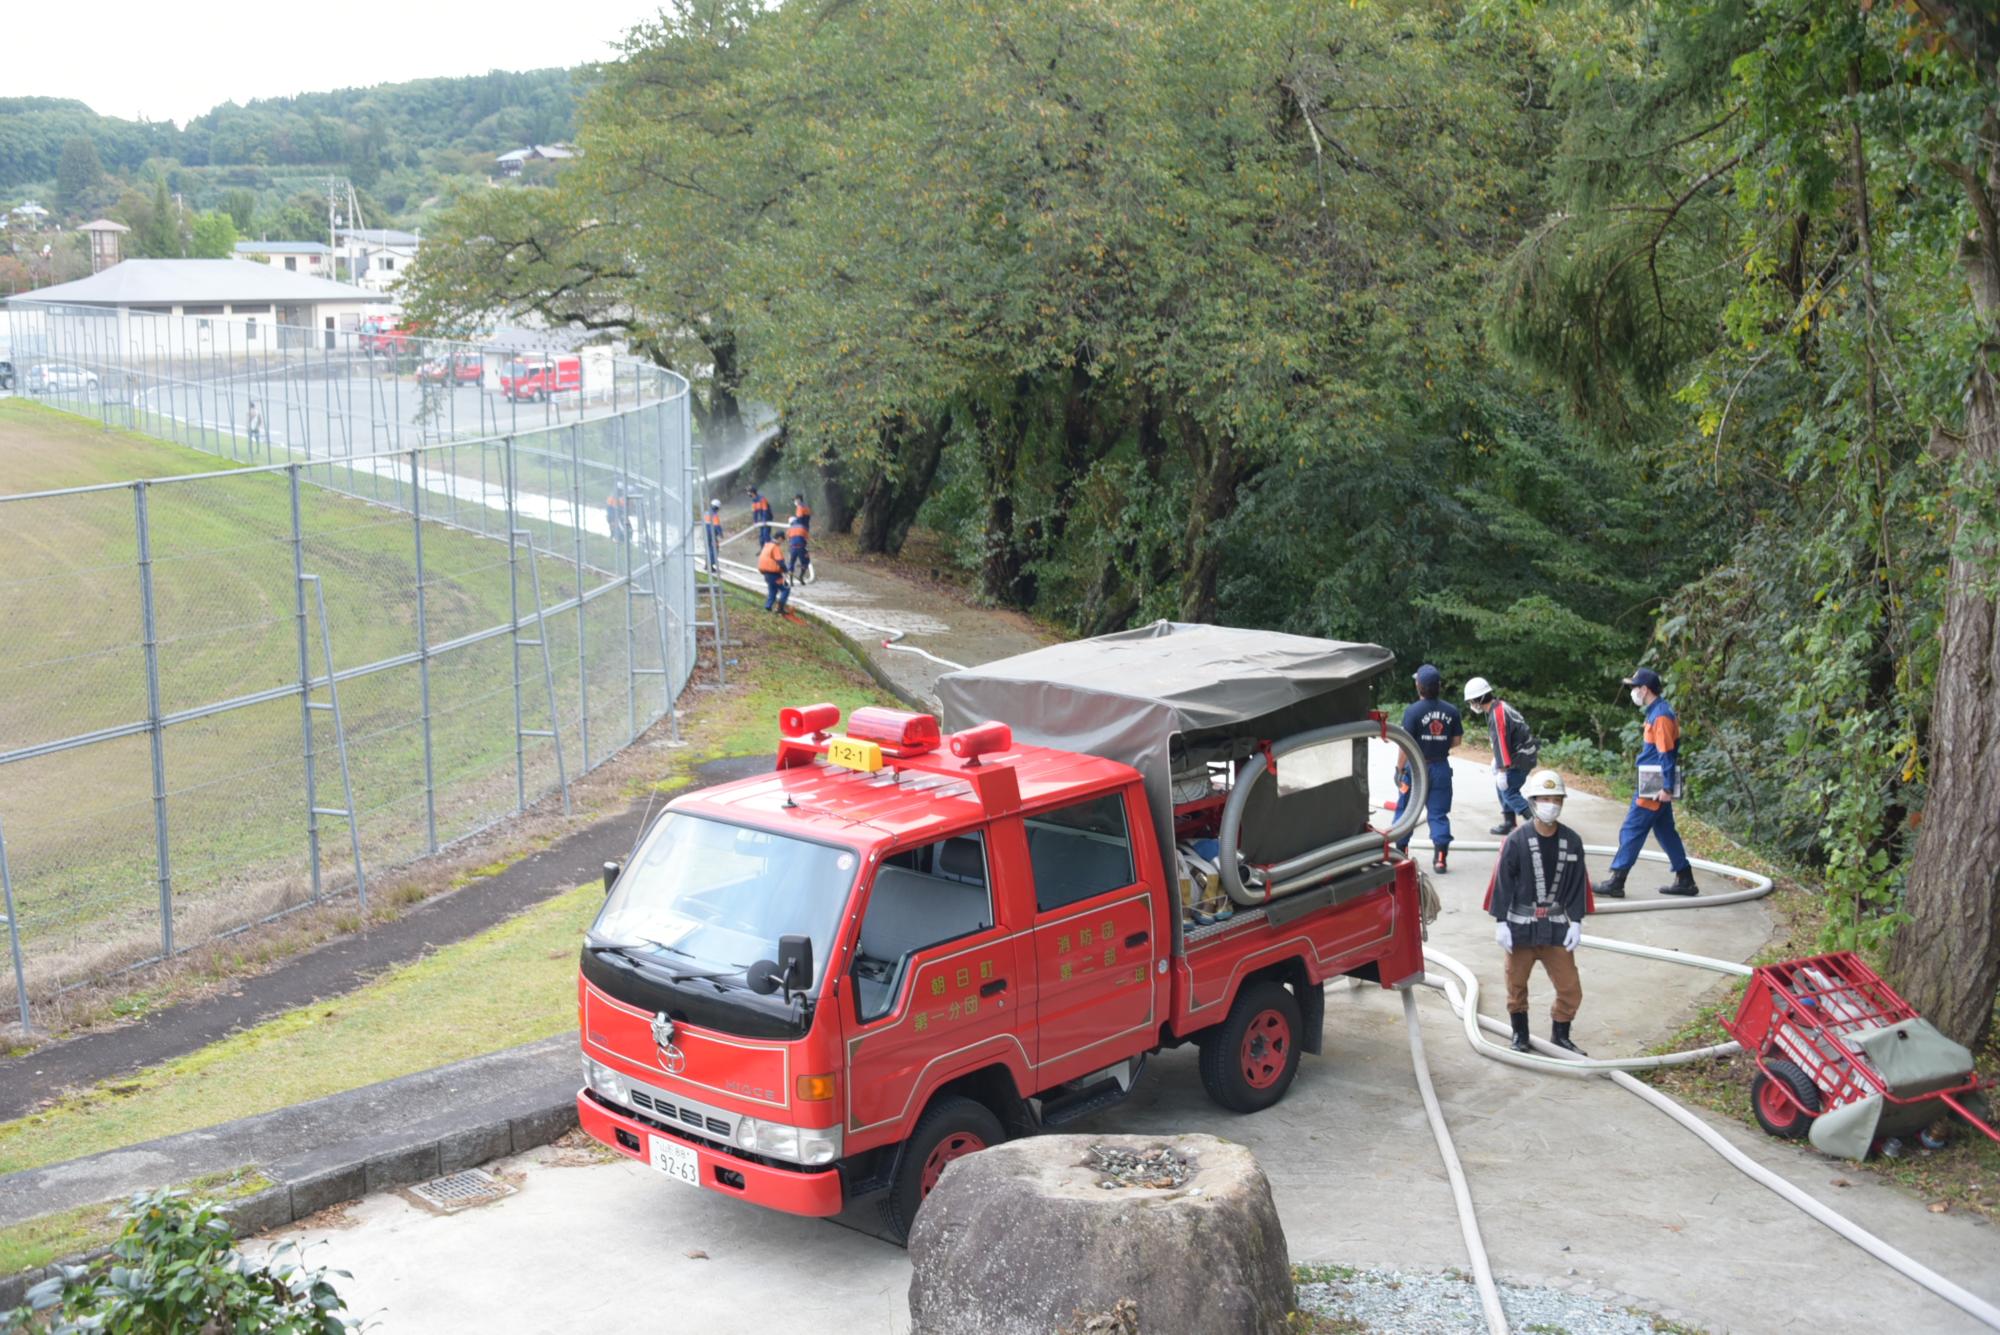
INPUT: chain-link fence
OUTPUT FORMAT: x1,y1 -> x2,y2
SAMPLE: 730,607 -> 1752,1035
0,300 -> 698,1024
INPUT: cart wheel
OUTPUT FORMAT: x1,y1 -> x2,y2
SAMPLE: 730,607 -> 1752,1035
1199,979 -> 1303,1113
1751,1058 -> 1822,1139
886,1094 -> 1003,1246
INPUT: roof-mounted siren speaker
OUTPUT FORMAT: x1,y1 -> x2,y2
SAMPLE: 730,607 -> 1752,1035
780,702 -> 842,740
948,721 -> 1012,767
846,707 -> 941,756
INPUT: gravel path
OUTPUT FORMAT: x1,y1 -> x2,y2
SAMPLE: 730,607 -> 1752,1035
1295,1265 -> 1701,1334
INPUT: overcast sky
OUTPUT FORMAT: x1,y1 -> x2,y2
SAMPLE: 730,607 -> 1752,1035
12,1 -> 663,125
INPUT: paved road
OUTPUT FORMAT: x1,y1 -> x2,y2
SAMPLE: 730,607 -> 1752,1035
250,753 -> 2000,1334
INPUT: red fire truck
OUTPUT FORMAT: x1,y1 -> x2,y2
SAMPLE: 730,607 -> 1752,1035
576,624 -> 1432,1241
499,355 -> 582,402
357,316 -> 415,356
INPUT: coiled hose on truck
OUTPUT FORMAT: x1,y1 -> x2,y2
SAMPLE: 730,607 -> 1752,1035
1387,829 -> 2000,1334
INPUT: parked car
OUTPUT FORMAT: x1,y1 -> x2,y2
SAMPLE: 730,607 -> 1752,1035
0,359 -> 13,391
416,354 -> 485,386
27,364 -> 99,394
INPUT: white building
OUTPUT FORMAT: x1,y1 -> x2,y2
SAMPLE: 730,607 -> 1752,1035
235,239 -> 334,277
6,259 -> 392,359
334,228 -> 418,292
495,144 -> 577,177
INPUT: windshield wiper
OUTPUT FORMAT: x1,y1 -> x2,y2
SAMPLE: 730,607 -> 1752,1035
585,932 -> 745,986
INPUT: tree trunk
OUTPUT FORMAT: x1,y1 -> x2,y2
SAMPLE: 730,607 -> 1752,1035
1177,421 -> 1236,623
1888,147 -> 2000,1049
856,410 -> 950,555
818,457 -> 854,534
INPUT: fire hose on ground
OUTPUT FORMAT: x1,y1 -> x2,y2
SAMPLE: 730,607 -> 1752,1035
1385,824 -> 2000,1334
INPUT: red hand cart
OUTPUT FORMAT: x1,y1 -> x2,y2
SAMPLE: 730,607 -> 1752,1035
1721,951 -> 1998,1152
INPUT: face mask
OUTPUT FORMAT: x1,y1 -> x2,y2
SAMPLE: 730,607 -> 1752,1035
1629,688 -> 1646,708
1533,800 -> 1561,824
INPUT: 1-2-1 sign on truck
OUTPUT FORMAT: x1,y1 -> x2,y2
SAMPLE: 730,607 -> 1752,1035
576,623 -> 1435,1242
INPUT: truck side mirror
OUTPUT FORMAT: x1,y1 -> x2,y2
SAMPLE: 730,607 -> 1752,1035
777,934 -> 814,992
602,861 -> 622,895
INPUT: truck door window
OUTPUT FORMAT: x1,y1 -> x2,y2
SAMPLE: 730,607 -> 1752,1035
852,833 -> 992,1022
1026,793 -> 1135,911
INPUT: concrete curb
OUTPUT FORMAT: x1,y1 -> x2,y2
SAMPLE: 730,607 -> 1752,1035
0,1036 -> 579,1310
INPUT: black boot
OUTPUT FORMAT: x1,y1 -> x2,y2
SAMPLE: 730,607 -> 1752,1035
1489,817 -> 1516,836
1595,867 -> 1627,899
1509,1012 -> 1531,1053
1432,848 -> 1448,874
1551,1020 -> 1586,1055
1659,866 -> 1698,897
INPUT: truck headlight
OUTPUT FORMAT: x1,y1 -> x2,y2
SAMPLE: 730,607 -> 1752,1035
730,1116 -> 841,1165
582,1055 -> 629,1107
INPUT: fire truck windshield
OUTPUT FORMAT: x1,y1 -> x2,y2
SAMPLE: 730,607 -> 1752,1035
592,814 -> 856,999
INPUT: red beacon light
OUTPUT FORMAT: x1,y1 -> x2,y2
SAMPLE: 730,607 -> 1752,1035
948,722 -> 1012,767
846,707 -> 941,756
779,702 -> 842,739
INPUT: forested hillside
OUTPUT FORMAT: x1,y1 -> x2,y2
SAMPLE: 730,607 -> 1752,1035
0,68 -> 581,226
406,0 -> 2000,1048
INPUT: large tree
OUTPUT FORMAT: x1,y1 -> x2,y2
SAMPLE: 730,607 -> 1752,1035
1499,0 -> 2000,1045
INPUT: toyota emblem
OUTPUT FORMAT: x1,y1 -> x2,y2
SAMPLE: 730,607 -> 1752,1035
652,1012 -> 685,1075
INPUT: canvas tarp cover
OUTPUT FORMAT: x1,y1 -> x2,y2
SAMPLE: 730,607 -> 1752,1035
935,621 -> 1395,906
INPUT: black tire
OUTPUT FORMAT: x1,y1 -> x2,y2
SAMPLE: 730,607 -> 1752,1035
1751,1058 -> 1822,1139
1198,979 -> 1304,1113
887,1094 -> 1004,1245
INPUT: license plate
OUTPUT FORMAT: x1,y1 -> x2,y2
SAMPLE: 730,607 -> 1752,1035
648,1135 -> 700,1187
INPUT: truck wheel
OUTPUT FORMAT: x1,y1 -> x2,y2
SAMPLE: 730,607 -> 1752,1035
888,1094 -> 1003,1244
1199,979 -> 1303,1113
1751,1058 -> 1821,1139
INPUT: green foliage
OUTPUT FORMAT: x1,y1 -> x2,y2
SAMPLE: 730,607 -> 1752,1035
188,211 -> 238,259
1,1189 -> 359,1333
53,137 -> 102,213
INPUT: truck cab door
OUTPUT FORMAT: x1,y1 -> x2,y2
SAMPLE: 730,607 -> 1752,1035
1024,785 -> 1159,1082
840,830 -> 1026,1141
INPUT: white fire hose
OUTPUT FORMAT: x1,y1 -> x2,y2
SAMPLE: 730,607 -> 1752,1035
1386,829 -> 2000,1334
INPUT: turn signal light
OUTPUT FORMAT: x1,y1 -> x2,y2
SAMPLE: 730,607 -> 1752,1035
796,1073 -> 837,1102
780,703 -> 842,738
846,707 -> 941,755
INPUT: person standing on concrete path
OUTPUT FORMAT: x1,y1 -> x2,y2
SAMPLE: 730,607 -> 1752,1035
792,493 -> 813,532
1595,667 -> 1697,899
703,498 -> 724,573
1395,664 -> 1463,874
748,487 -> 774,545
1463,676 -> 1540,836
786,513 -> 811,580
757,535 -> 791,612
1486,768 -> 1592,1054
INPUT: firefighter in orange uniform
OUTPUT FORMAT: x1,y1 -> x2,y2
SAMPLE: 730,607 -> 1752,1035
1595,667 -> 1695,898
757,534 -> 790,612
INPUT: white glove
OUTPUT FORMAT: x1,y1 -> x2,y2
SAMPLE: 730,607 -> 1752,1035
1563,921 -> 1581,951
1495,921 -> 1513,952
1492,770 -> 1508,793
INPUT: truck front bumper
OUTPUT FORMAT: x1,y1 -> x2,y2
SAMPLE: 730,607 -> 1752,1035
577,1091 -> 845,1217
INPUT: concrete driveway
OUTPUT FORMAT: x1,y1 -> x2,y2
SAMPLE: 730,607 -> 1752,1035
253,751 -> 2000,1333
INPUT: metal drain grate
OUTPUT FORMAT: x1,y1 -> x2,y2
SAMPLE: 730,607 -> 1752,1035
405,1168 -> 516,1215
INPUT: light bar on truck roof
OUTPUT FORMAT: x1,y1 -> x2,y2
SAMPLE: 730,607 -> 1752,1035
779,702 -> 841,739
846,707 -> 941,756
948,721 -> 1012,766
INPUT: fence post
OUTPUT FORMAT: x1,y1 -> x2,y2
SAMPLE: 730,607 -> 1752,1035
134,482 -> 175,958
0,812 -> 30,1035
571,423 -> 590,772
410,450 -> 439,854
290,466 -> 323,900
506,436 -> 527,813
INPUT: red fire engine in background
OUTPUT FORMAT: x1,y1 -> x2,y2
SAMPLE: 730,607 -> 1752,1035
499,355 -> 582,402
576,626 -> 1432,1242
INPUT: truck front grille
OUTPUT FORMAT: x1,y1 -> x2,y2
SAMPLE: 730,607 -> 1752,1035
628,1087 -> 733,1139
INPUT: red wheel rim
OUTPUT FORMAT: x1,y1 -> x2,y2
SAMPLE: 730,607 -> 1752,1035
1757,1076 -> 1797,1127
1241,1009 -> 1291,1090
919,1131 -> 987,1197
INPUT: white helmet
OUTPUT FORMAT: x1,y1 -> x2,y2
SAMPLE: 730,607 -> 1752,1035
1522,768 -> 1566,799
1463,676 -> 1493,704
710,498 -> 721,508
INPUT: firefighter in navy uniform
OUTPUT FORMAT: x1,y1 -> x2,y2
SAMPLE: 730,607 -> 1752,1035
1596,667 -> 1696,899
1464,676 -> 1540,835
1395,664 -> 1463,873
748,488 -> 774,545
1485,768 -> 1593,1054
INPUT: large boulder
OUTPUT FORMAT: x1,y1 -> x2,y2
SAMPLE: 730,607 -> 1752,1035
907,1133 -> 1293,1335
